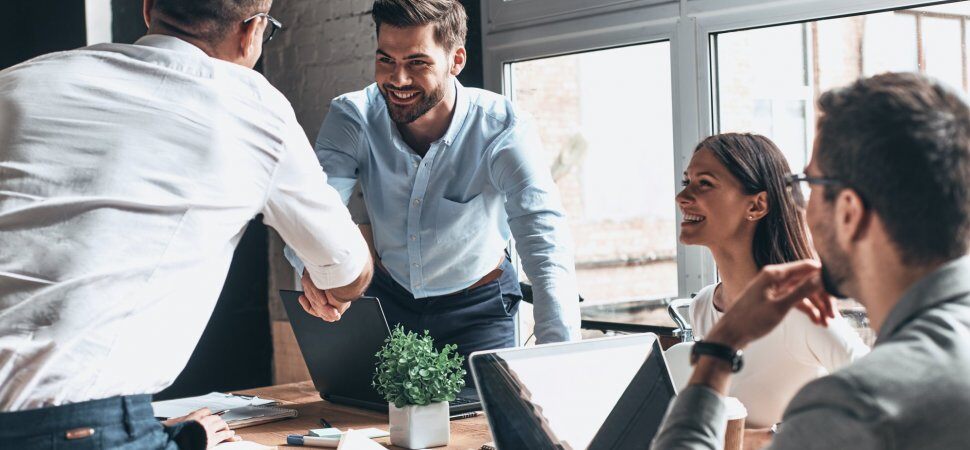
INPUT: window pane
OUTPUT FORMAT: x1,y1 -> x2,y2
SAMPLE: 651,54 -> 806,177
923,16 -> 964,91
716,23 -> 811,169
717,3 -> 970,176
509,42 -> 677,316
863,13 -> 918,76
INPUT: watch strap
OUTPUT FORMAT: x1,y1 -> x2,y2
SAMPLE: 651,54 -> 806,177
691,340 -> 743,372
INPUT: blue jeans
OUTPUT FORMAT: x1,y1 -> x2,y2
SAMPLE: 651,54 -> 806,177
367,257 -> 522,382
0,395 -> 205,449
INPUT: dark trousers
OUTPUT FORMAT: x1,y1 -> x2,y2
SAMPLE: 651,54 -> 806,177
367,257 -> 522,383
0,395 -> 205,450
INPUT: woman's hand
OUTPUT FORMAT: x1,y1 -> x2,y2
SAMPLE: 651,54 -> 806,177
161,407 -> 241,448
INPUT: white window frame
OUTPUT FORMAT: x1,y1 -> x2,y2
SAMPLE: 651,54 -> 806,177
483,0 -> 947,301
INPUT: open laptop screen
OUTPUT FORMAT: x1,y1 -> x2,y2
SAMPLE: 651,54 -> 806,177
470,334 -> 675,450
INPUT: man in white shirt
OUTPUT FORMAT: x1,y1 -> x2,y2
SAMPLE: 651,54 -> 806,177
0,0 -> 371,448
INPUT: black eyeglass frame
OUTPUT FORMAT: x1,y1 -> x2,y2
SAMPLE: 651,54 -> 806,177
243,12 -> 283,43
785,173 -> 843,188
786,172 -> 861,207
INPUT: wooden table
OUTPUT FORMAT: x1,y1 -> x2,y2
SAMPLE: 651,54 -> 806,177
233,381 -> 492,449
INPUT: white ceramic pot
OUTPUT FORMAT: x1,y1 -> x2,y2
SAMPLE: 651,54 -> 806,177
388,401 -> 450,449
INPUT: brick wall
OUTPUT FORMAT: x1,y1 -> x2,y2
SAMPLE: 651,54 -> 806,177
263,0 -> 376,139
262,0 -> 377,384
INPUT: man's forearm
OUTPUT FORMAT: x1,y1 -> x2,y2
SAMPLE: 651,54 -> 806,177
688,356 -> 734,395
530,275 -> 581,343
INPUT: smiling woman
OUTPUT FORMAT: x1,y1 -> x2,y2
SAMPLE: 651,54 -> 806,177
677,133 -> 869,428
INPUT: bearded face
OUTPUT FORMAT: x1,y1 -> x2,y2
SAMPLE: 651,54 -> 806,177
374,24 -> 456,125
380,81 -> 446,125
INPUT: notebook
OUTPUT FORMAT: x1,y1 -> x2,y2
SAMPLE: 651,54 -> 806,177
152,392 -> 298,429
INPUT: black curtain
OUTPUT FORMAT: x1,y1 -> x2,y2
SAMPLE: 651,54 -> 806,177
2,1 -> 87,70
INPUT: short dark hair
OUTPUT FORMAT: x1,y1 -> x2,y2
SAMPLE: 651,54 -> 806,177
696,133 -> 814,268
153,0 -> 269,42
371,0 -> 467,50
816,72 -> 970,265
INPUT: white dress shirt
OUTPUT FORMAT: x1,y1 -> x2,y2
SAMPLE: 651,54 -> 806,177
690,283 -> 870,427
0,35 -> 368,411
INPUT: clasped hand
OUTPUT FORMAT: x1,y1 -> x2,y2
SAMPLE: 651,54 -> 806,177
299,269 -> 351,322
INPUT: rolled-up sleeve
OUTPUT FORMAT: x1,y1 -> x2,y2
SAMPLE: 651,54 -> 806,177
490,118 -> 581,343
263,116 -> 369,290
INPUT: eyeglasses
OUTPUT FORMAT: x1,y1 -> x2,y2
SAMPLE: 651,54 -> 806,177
243,12 -> 284,43
785,173 -> 843,207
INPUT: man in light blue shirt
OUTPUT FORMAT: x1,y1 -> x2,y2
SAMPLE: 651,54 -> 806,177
287,0 -> 581,357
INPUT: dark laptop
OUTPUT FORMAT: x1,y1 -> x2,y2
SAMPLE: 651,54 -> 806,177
470,333 -> 676,449
279,290 -> 481,415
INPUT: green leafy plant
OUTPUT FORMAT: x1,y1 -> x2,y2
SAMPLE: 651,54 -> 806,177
373,325 -> 466,408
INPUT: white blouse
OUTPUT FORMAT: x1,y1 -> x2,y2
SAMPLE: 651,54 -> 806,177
689,283 -> 870,427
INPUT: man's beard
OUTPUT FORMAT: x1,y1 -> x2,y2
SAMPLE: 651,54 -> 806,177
816,224 -> 852,299
820,261 -> 848,299
382,83 -> 445,124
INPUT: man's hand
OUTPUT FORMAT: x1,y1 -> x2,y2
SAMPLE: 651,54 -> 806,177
707,259 -> 836,350
689,260 -> 836,395
300,269 -> 351,322
161,407 -> 239,448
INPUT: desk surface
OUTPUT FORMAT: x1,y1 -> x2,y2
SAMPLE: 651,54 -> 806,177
233,381 -> 491,449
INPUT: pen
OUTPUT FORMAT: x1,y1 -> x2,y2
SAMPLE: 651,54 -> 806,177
213,409 -> 231,416
450,411 -> 481,420
287,434 -> 340,448
319,417 -> 333,428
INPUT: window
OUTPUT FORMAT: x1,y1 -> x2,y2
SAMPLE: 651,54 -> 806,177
508,42 -> 678,330
712,2 -> 970,345
485,0 -> 970,336
714,2 -> 970,175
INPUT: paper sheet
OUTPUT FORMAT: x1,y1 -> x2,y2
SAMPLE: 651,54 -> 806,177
214,441 -> 275,449
152,392 -> 275,419
310,428 -> 389,439
337,429 -> 388,449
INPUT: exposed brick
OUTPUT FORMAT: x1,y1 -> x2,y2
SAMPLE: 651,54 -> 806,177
264,0 -> 376,139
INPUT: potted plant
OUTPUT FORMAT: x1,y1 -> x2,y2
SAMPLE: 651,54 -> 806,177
373,326 -> 466,449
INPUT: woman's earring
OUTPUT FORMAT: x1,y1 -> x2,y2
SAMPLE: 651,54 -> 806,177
748,216 -> 754,220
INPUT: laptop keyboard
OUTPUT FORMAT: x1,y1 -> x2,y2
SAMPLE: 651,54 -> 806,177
449,397 -> 477,406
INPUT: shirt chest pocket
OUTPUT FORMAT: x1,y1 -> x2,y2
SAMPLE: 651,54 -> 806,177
435,194 -> 486,243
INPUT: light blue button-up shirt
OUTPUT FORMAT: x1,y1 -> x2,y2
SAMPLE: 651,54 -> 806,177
286,80 -> 580,343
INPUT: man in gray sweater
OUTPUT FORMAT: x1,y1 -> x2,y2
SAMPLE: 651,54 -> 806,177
654,72 -> 970,449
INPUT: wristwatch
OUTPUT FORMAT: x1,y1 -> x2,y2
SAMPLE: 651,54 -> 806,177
690,340 -> 744,373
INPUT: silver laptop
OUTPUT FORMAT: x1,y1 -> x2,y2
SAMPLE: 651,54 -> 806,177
469,333 -> 676,449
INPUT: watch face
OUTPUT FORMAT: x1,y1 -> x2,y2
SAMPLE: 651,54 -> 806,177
731,351 -> 743,373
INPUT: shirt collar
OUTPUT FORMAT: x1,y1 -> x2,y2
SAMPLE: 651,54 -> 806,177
134,34 -> 208,57
876,255 -> 970,343
440,78 -> 470,146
